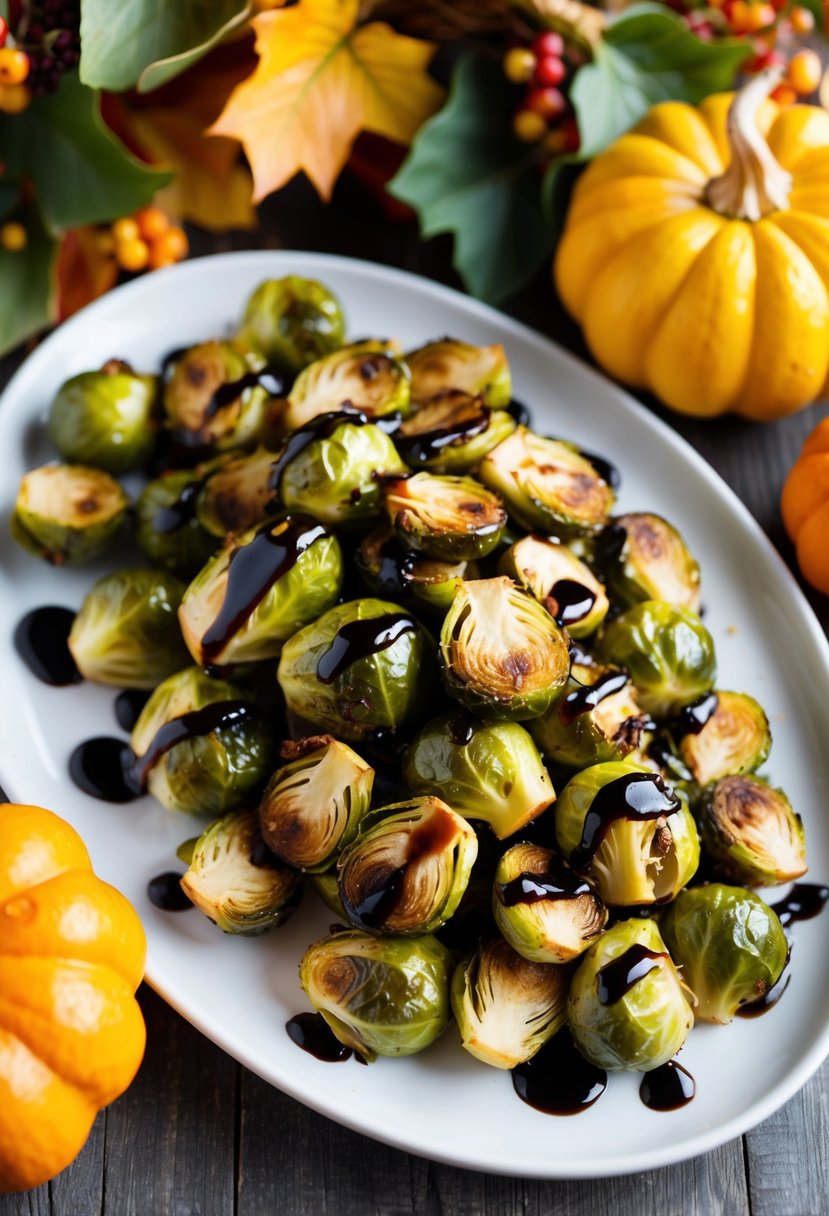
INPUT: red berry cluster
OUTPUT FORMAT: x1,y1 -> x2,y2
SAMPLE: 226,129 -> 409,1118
504,32 -> 581,156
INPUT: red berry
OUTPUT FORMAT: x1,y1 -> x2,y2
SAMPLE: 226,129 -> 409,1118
533,31 -> 565,59
0,17 -> 8,48
535,55 -> 566,86
744,47 -> 784,72
525,86 -> 567,120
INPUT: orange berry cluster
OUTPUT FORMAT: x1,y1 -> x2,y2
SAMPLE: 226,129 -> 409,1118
0,19 -> 32,114
104,208 -> 189,273
504,33 -> 581,156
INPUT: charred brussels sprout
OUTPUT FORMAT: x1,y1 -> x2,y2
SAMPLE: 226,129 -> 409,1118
479,427 -> 615,537
451,937 -> 569,1069
163,340 -> 273,450
48,362 -> 157,474
674,691 -> 771,787
598,514 -> 700,611
403,713 -> 555,839
529,664 -> 648,769
555,761 -> 700,906
406,339 -> 511,406
237,276 -> 345,370
277,598 -> 434,742
258,735 -> 374,872
599,601 -> 716,719
439,577 -> 570,720
567,918 -> 694,1071
299,928 -> 453,1059
699,774 -> 806,886
500,534 -> 609,638
196,448 -> 280,538
135,467 -> 220,576
68,569 -> 189,689
395,390 -> 516,473
180,809 -> 302,933
383,472 -> 506,562
179,515 -> 343,667
660,885 -> 788,1022
284,341 -> 410,431
131,666 -> 273,815
337,797 -> 478,935
357,527 -> 478,615
493,843 -> 607,963
12,464 -> 128,565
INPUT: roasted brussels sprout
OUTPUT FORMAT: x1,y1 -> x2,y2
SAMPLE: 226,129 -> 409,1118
406,339 -> 511,406
660,885 -> 788,1022
12,463 -> 129,565
479,427 -> 615,537
599,601 -> 716,719
699,774 -> 806,886
439,577 -> 570,720
163,340 -> 274,450
135,466 -> 221,576
48,361 -> 157,474
500,534 -> 609,638
555,761 -> 700,906
196,447 -> 280,538
237,276 -> 345,370
308,869 -> 347,917
567,918 -> 694,1071
284,341 -> 410,431
337,797 -> 478,935
493,843 -> 607,963
394,390 -> 516,473
597,514 -> 700,611
299,928 -> 453,1059
529,664 -> 649,769
451,937 -> 569,1069
383,472 -> 507,562
179,515 -> 343,667
131,666 -> 273,815
357,527 -> 478,614
180,809 -> 302,933
277,598 -> 435,742
673,691 -> 771,787
258,735 -> 374,871
403,713 -> 555,839
68,568 -> 189,689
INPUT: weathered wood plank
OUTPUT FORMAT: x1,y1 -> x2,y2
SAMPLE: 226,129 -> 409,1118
745,1061 -> 829,1216
49,1111 -> 106,1216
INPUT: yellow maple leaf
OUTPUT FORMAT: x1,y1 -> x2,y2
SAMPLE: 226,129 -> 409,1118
210,0 -> 444,202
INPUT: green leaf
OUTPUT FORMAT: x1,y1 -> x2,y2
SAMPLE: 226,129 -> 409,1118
572,4 -> 750,158
540,155 -> 584,245
389,55 -> 552,305
0,204 -> 56,358
79,0 -> 251,93
0,73 -> 170,232
0,181 -> 19,222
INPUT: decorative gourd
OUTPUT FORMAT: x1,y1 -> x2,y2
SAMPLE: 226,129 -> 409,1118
555,70 -> 829,422
0,804 -> 146,1195
781,415 -> 829,594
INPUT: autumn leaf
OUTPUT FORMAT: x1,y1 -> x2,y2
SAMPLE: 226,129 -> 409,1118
210,0 -> 444,202
56,227 -> 118,321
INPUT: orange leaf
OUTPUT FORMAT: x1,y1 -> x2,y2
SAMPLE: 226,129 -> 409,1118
57,228 -> 118,321
210,0 -> 444,202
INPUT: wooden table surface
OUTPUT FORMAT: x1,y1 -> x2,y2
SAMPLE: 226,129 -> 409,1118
2,179 -> 828,1216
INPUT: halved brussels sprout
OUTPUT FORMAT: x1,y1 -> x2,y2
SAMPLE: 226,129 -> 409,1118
660,885 -> 788,1022
337,797 -> 478,935
357,527 -> 478,614
383,472 -> 507,562
493,842 -> 607,963
567,918 -> 694,1071
394,390 -> 516,473
48,361 -> 157,474
479,427 -> 615,537
500,534 -> 609,638
674,691 -> 771,787
402,713 -> 555,839
131,666 -> 273,815
196,447 -> 280,538
237,276 -> 345,370
451,937 -> 569,1069
68,568 -> 189,689
179,515 -> 343,667
135,466 -> 221,576
258,735 -> 374,872
163,340 -> 273,450
299,928 -> 453,1059
699,774 -> 806,886
406,339 -> 511,406
308,869 -> 347,918
12,463 -> 129,565
439,577 -> 570,720
180,809 -> 302,934
529,664 -> 649,769
555,761 -> 700,906
599,601 -> 717,720
597,514 -> 701,611
284,341 -> 410,431
277,598 -> 434,742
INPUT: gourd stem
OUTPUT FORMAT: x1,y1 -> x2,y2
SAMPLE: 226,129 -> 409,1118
705,69 -> 792,221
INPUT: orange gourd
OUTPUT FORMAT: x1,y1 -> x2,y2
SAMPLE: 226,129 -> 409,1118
0,804 -> 146,1194
781,417 -> 829,594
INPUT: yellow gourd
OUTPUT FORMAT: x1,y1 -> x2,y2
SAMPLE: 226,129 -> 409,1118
0,804 -> 146,1195
555,70 -> 829,421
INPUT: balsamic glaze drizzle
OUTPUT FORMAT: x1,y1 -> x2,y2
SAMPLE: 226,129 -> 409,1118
14,606 -> 81,686
512,1031 -> 607,1116
559,670 -> 630,727
596,944 -> 666,1005
639,1060 -> 695,1111
286,1012 -> 353,1062
147,872 -> 193,912
570,773 -> 680,871
547,579 -> 597,628
316,613 -> 417,685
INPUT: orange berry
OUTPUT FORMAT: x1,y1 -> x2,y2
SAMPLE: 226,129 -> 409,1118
771,82 -> 798,106
0,82 -> 31,113
0,221 -> 27,251
790,4 -> 815,30
135,206 -> 170,241
111,217 -> 140,244
152,225 -> 188,262
788,48 -> 822,95
0,48 -> 30,86
503,48 -> 536,85
148,251 -> 177,270
513,108 -> 547,142
116,237 -> 150,272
